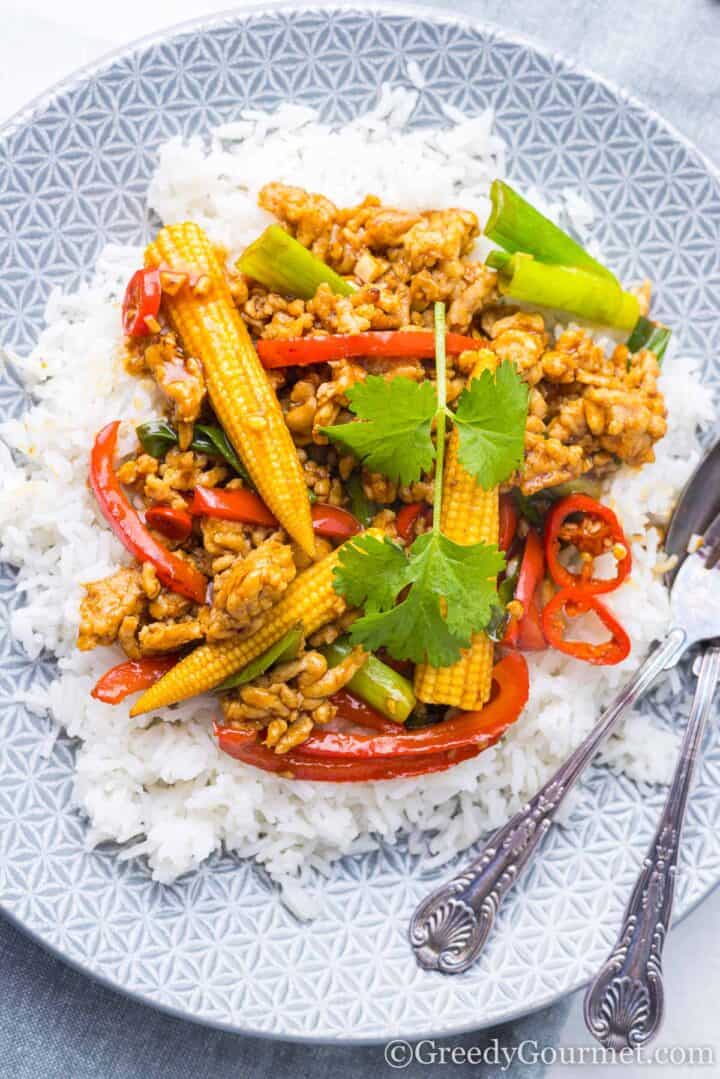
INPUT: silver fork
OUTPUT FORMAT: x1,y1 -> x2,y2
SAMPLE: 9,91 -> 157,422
584,641 -> 720,1049
409,511 -> 720,977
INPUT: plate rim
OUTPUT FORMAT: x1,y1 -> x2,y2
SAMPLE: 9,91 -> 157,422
2,0 -> 720,1044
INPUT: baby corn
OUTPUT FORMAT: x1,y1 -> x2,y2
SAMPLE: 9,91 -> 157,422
145,222 -> 315,556
129,535 -> 377,716
414,350 -> 499,710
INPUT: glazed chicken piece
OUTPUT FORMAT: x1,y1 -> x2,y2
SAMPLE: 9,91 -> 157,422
205,538 -> 297,641
143,334 -> 207,422
77,567 -> 145,651
486,314 -> 667,493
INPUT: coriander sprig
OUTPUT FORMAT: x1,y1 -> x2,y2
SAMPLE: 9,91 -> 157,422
329,302 -> 528,666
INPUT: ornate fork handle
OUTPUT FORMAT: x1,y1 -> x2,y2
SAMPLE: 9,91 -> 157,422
584,645 -> 720,1050
409,628 -> 688,975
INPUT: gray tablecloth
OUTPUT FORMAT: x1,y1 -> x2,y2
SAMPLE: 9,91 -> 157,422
3,2 -> 720,1076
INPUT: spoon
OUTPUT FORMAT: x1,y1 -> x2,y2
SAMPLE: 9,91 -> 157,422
409,448 -> 720,977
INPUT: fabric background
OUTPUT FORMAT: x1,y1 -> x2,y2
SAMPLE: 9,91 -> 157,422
1,1 -> 719,1075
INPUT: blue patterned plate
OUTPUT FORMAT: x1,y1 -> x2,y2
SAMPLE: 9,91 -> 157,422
1,5 -> 719,1042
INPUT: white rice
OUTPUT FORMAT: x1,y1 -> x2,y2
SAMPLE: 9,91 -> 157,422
1,87 -> 715,904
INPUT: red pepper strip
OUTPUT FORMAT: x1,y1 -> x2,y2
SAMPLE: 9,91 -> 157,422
499,494 -> 518,553
516,599 -> 547,651
188,486 -> 277,526
330,691 -> 401,733
395,501 -> 432,543
90,423 -> 207,604
189,486 -> 361,540
309,504 -> 361,540
503,530 -> 546,649
544,494 -> 632,595
256,331 -> 481,369
145,504 -> 193,542
542,588 -> 631,665
91,655 -> 180,705
122,268 -> 161,336
214,724 -> 482,782
299,653 -> 528,760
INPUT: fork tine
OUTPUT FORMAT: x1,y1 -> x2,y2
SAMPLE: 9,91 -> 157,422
701,508 -> 720,569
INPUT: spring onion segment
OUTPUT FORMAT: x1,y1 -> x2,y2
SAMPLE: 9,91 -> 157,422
237,224 -> 355,299
323,637 -> 416,722
490,253 -> 640,331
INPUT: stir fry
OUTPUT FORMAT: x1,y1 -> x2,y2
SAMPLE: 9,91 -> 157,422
78,179 -> 670,781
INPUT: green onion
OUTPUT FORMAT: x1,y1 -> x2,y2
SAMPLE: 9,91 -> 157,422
237,224 -> 355,300
346,472 -> 378,527
322,637 -> 416,722
136,420 -> 249,481
485,180 -> 616,282
490,253 -> 639,331
216,625 -> 304,692
626,315 -> 671,363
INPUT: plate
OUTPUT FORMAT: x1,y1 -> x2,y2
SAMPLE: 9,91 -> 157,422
1,4 -> 720,1043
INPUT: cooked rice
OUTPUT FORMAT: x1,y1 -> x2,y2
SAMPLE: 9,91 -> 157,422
0,86 -> 714,903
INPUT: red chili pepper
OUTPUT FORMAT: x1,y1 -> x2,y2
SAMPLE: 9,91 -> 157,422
499,494 -> 518,553
503,530 -> 546,649
544,494 -> 631,595
122,268 -> 161,337
91,655 -> 180,705
395,501 -> 432,543
90,422 -> 207,603
300,653 -> 528,759
145,504 -> 193,542
189,486 -> 360,540
542,588 -> 631,665
256,331 -> 481,369
215,727 -> 482,782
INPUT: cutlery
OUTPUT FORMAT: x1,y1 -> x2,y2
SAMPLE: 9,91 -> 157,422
584,642 -> 720,1050
409,456 -> 720,977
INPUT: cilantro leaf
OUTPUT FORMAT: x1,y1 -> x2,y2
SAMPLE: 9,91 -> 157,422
453,360 -> 528,489
321,375 -> 436,485
333,530 -> 505,666
333,533 -> 408,613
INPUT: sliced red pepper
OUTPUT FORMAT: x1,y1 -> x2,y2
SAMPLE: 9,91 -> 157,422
189,486 -> 360,540
90,422 -> 207,603
215,654 -> 528,781
516,599 -> 546,651
122,268 -> 161,337
503,530 -> 546,649
145,504 -> 193,542
544,494 -> 631,595
499,494 -> 518,553
188,486 -> 277,527
542,588 -> 631,665
330,691 -> 401,733
91,655 -> 180,705
256,331 -> 480,369
215,726 -> 482,782
395,501 -> 432,543
310,504 -> 361,540
300,653 -> 528,759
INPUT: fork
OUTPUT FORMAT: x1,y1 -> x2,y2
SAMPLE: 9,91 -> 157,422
584,642 -> 720,1049
409,511 -> 720,977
